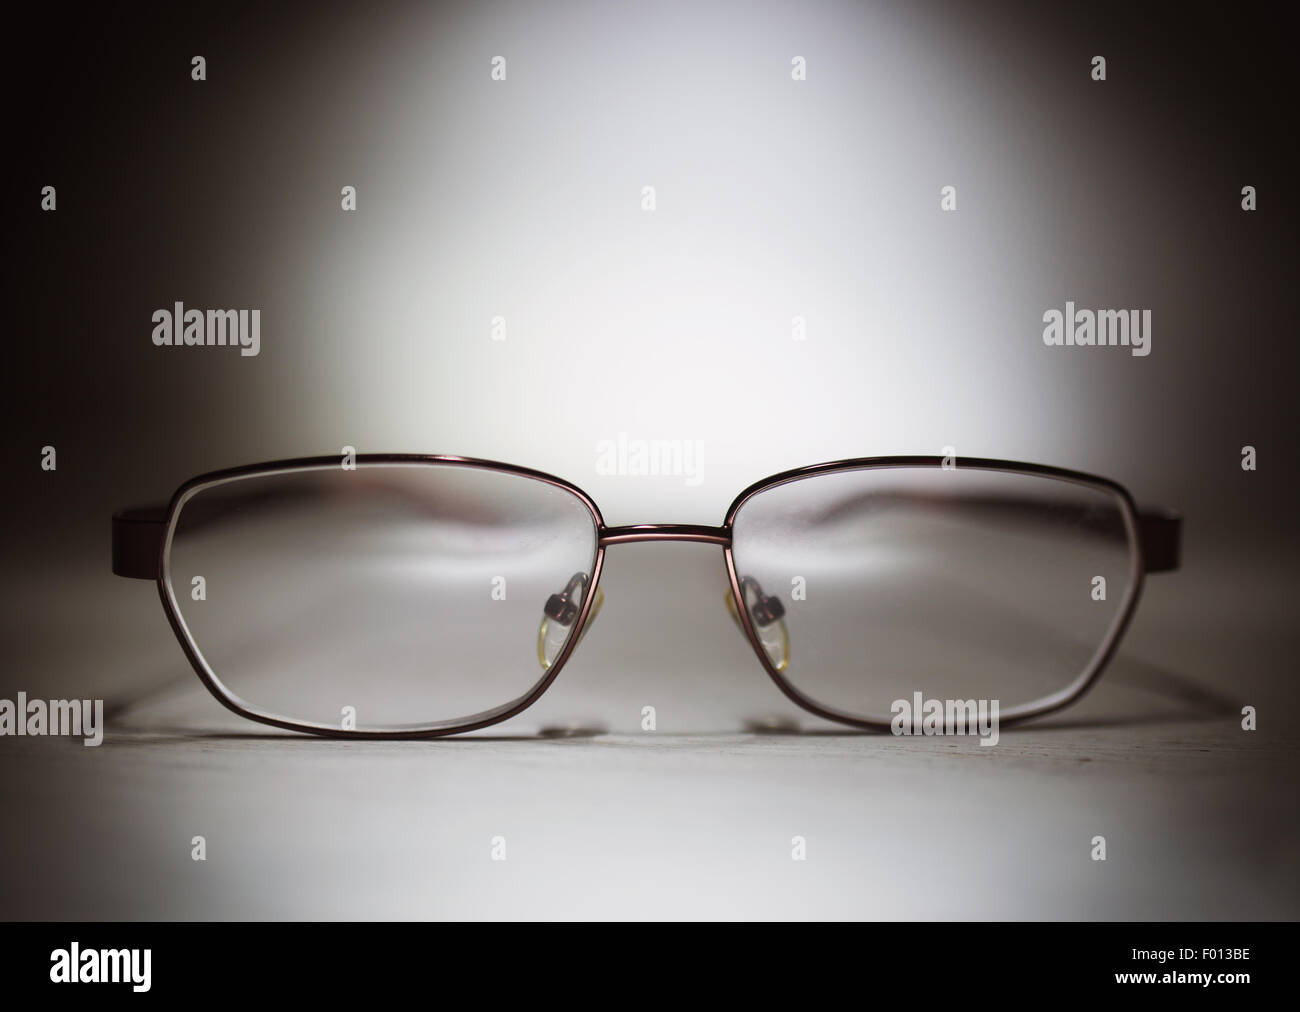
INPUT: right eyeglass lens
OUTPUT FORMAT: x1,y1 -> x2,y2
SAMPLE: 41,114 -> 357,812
164,462 -> 599,733
729,465 -> 1140,722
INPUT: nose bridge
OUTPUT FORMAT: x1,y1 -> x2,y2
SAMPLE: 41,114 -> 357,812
599,523 -> 731,547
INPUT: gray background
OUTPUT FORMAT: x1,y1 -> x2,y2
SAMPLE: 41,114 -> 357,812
2,0 -> 1296,918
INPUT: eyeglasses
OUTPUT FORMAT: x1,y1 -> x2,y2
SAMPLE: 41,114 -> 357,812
111,455 -> 1181,738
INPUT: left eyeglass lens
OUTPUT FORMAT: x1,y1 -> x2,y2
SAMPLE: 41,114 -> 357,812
164,463 -> 599,732
728,464 -> 1141,723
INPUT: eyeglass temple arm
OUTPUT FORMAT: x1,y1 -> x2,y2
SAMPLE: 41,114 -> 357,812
111,506 -> 168,579
1136,507 -> 1181,574
110,502 -> 1184,580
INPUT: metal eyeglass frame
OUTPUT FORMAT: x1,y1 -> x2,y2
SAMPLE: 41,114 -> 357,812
111,454 -> 1181,739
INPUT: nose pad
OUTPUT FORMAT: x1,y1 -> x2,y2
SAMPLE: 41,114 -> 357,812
725,576 -> 790,672
537,572 -> 605,671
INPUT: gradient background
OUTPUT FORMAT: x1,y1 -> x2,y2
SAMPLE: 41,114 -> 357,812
1,0 -> 1296,919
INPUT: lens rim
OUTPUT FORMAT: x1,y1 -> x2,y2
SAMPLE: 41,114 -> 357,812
157,455 -> 606,739
723,456 -> 1146,730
